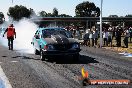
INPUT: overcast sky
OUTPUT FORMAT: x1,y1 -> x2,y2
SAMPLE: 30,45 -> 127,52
0,0 -> 132,20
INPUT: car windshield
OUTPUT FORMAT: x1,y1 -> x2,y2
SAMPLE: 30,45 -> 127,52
42,29 -> 72,38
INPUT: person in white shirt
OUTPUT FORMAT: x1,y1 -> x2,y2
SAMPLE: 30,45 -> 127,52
108,27 -> 113,47
89,29 -> 94,47
102,29 -> 108,46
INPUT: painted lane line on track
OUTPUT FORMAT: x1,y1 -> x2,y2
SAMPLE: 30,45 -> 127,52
10,61 -> 18,63
0,65 -> 12,88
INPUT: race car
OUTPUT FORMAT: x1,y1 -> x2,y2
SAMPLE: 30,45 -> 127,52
31,27 -> 81,61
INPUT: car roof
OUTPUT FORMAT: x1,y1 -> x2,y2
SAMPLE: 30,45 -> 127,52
37,27 -> 65,31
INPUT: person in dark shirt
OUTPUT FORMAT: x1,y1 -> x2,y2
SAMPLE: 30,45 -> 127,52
115,27 -> 122,47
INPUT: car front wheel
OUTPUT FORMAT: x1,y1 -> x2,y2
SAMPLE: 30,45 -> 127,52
40,50 -> 45,61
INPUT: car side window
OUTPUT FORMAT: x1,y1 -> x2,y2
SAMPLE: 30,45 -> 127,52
35,30 -> 40,39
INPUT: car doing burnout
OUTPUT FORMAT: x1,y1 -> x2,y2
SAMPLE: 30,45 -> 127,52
31,27 -> 81,61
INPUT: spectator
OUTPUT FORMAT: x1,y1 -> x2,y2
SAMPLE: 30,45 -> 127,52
83,29 -> 90,46
3,24 -> 16,50
89,29 -> 94,47
123,29 -> 130,48
72,28 -> 76,38
76,28 -> 81,39
102,29 -> 108,46
115,27 -> 122,47
129,27 -> 132,42
92,27 -> 98,46
112,26 -> 116,38
108,27 -> 113,47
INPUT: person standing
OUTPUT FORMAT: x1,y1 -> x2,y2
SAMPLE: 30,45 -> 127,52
93,28 -> 98,46
3,24 -> 16,50
89,29 -> 94,47
102,29 -> 108,46
108,27 -> 113,47
124,29 -> 130,48
129,27 -> 132,43
83,29 -> 90,46
115,27 -> 122,47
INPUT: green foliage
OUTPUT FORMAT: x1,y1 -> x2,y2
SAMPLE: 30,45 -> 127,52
52,8 -> 58,17
125,15 -> 132,27
39,11 -> 47,17
38,8 -> 72,27
75,1 -> 100,17
108,15 -> 119,26
75,1 -> 100,29
125,15 -> 132,17
7,5 -> 32,21
46,13 -> 53,17
58,14 -> 72,17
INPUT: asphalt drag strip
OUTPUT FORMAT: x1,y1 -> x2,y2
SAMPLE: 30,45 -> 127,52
0,65 -> 12,88
0,44 -> 131,88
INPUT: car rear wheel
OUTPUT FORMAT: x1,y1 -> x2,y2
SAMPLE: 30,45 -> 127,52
40,50 -> 45,61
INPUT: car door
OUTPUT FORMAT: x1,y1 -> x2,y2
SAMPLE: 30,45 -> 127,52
34,30 -> 41,51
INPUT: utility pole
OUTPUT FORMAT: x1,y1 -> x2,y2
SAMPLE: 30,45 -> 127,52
100,0 -> 103,48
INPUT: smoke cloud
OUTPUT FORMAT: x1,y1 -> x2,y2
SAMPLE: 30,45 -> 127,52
0,18 -> 38,54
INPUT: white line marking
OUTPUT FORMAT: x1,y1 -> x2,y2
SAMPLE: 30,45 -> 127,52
0,65 -> 12,88
10,61 -> 18,63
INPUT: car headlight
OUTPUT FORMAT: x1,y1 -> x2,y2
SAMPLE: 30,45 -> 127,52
72,43 -> 80,49
44,45 -> 54,50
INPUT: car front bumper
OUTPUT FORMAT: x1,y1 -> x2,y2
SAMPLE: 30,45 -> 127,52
42,49 -> 81,56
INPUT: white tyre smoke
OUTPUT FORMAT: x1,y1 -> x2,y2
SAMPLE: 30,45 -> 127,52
0,18 -> 38,54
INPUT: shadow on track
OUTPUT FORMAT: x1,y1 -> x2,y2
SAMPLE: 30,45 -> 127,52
11,56 -> 40,60
2,56 -> 7,57
10,54 -> 99,64
44,55 -> 99,64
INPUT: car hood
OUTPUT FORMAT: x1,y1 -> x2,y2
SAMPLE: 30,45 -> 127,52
43,35 -> 77,44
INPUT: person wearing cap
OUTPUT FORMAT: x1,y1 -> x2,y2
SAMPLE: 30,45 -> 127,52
3,24 -> 16,50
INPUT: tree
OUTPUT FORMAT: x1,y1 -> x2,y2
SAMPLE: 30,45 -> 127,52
58,14 -> 72,17
125,15 -> 132,27
39,11 -> 47,17
75,1 -> 100,29
38,9 -> 72,27
46,13 -> 52,17
52,8 -> 58,17
57,14 -> 72,27
38,11 -> 53,27
108,15 -> 119,26
75,1 -> 100,17
30,8 -> 37,17
7,5 -> 32,21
